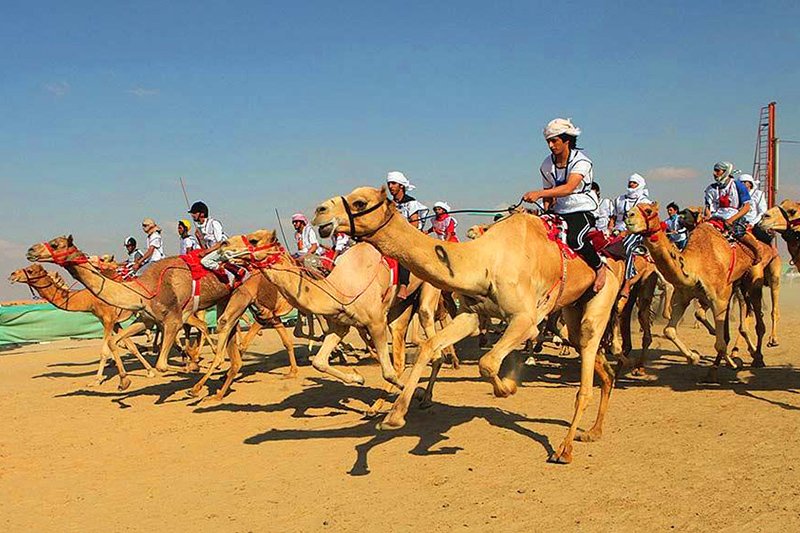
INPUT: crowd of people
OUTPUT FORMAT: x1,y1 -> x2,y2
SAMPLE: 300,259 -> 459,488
118,117 -> 772,297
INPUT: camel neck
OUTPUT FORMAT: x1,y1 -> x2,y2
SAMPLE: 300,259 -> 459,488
31,277 -> 93,312
364,213 -> 487,294
258,254 -> 345,315
642,228 -> 694,288
65,261 -> 145,311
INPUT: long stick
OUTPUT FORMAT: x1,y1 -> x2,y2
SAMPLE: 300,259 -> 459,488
179,177 -> 191,209
275,208 -> 290,248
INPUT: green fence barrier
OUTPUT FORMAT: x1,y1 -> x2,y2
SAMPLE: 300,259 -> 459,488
0,303 -> 298,347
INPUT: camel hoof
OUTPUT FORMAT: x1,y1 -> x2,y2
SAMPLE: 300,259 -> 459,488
548,448 -> 573,464
492,377 -> 518,398
155,364 -> 168,373
412,387 -> 426,402
731,356 -> 745,370
86,379 -> 103,388
767,339 -> 779,348
350,371 -> 365,386
118,376 -> 131,391
146,369 -> 156,378
187,386 -> 204,398
418,396 -> 434,410
688,351 -> 701,365
577,430 -> 602,443
751,358 -> 766,369
282,371 -> 299,380
376,416 -> 406,431
631,367 -> 648,377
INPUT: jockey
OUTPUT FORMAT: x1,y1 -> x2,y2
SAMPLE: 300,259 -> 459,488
331,231 -> 353,264
703,161 -> 762,265
427,201 -> 459,242
178,219 -> 201,255
133,218 -> 165,272
523,117 -> 607,292
124,236 -> 143,265
590,182 -> 613,235
292,212 -> 328,273
665,202 -> 688,250
611,173 -> 652,235
739,174 -> 772,244
188,201 -> 244,282
387,171 -> 428,299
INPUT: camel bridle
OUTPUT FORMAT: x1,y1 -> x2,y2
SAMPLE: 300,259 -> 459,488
238,235 -> 284,269
636,204 -> 666,241
339,196 -> 394,240
776,206 -> 800,240
40,241 -> 89,266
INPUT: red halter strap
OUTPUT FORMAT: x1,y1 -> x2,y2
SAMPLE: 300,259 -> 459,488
637,205 -> 667,242
42,241 -> 88,266
241,235 -> 283,269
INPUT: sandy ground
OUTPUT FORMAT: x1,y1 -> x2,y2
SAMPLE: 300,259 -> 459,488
2,286 -> 800,532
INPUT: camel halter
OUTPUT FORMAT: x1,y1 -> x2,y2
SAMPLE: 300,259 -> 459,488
238,235 -> 284,269
637,205 -> 667,242
17,268 -> 50,300
777,205 -> 800,239
41,241 -> 89,266
339,197 -> 394,240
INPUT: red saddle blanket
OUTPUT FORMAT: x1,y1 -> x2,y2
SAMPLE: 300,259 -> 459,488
382,256 -> 399,286
540,214 -> 624,260
180,250 -> 230,295
706,218 -> 739,246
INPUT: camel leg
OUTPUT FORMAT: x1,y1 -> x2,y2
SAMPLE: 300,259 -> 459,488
662,281 -> 674,320
734,287 -> 757,359
477,315 -> 540,398
551,279 -> 618,463
238,322 -> 263,354
90,320 -> 118,387
663,290 -> 701,364
103,321 -> 150,389
310,323 -> 364,385
273,322 -> 298,378
121,336 -> 155,377
632,275 -> 657,375
365,321 -> 404,417
155,317 -> 182,373
744,280 -> 766,367
766,258 -> 781,347
189,317 -> 236,398
379,313 -> 481,430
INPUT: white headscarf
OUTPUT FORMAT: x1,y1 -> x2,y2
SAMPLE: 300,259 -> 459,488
543,118 -> 581,140
713,161 -> 734,184
625,173 -> 648,200
386,170 -> 416,191
433,201 -> 451,212
739,173 -> 755,186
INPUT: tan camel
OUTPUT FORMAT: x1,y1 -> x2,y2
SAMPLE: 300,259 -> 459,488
8,264 -> 156,385
217,236 -> 447,415
27,236 -> 230,389
612,255 -> 658,376
625,203 -> 776,376
190,274 -> 298,400
313,187 -> 626,464
759,200 -> 800,266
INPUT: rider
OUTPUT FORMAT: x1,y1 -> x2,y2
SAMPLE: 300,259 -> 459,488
124,236 -> 144,265
427,201 -> 459,242
611,173 -> 652,235
739,173 -> 772,244
523,118 -> 607,292
331,231 -> 353,264
132,218 -> 165,273
703,161 -> 763,266
178,219 -> 201,255
590,182 -> 613,235
387,171 -> 428,299
189,201 -> 228,268
665,202 -> 688,250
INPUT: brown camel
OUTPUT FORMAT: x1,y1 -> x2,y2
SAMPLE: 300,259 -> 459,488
27,236 -> 230,389
217,236 -> 447,415
625,203 -> 776,376
313,187 -> 626,464
8,264 -> 156,385
759,199 -> 800,266
190,274 -> 298,400
611,254 -> 658,376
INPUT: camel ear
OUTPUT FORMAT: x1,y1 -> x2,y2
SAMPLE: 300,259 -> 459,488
650,202 -> 659,212
67,234 -> 74,246
379,185 -> 387,200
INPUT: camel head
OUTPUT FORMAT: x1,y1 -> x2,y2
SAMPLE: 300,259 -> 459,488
467,224 -> 490,239
313,186 -> 394,239
678,206 -> 703,231
8,263 -> 48,285
625,202 -> 662,235
218,229 -> 282,267
27,235 -> 88,266
759,199 -> 800,233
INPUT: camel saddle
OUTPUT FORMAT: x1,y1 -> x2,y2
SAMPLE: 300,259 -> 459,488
540,214 -> 627,261
706,218 -> 739,246
179,249 -> 232,312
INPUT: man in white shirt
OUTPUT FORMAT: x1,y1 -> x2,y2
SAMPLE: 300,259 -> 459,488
610,173 -> 652,235
386,170 -> 428,298
291,213 -> 321,257
739,174 -> 772,244
133,218 -> 164,272
590,182 -> 613,235
178,219 -> 201,255
189,201 -> 230,270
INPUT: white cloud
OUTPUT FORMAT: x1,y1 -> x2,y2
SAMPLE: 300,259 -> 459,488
44,81 -> 70,97
127,87 -> 159,97
645,166 -> 700,181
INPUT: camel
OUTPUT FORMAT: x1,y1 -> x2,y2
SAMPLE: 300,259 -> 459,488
313,186 -> 626,464
27,236 -> 230,389
625,203 -> 777,376
217,235 -> 448,415
8,264 -> 156,385
611,254 -> 658,376
759,200 -> 800,267
190,274 -> 298,400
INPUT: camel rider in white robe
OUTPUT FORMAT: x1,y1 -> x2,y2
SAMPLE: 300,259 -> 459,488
703,161 -> 763,268
739,173 -> 772,244
590,182 -> 613,235
611,173 -> 652,302
523,118 -> 607,292
387,171 -> 428,299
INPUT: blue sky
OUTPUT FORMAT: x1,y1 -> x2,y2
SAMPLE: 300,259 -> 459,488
2,1 -> 799,299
